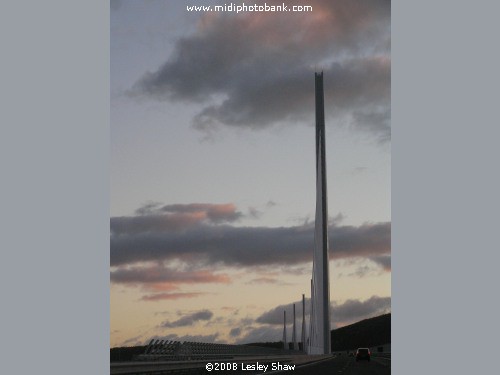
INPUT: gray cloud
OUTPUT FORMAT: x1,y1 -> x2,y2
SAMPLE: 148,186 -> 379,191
161,309 -> 214,328
111,210 -> 390,268
256,299 -> 310,325
131,0 -> 390,141
333,296 -> 390,323
229,328 -> 242,337
370,254 -> 391,271
112,203 -> 243,235
256,295 -> 390,326
235,326 -> 283,345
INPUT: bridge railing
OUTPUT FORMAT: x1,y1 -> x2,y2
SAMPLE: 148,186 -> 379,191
135,340 -> 302,362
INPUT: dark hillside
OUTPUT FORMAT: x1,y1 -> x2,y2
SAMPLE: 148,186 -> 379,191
331,313 -> 391,351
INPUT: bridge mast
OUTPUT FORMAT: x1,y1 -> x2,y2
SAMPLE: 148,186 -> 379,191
309,72 -> 331,354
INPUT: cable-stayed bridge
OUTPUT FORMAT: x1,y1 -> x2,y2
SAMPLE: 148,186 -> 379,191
110,73 -> 390,375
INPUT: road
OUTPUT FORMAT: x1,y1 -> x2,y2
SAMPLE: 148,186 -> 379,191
261,355 -> 390,375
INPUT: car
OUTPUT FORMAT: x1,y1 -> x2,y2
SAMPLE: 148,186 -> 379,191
355,348 -> 371,361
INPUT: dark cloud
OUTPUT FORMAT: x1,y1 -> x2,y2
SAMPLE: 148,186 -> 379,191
370,254 -> 391,271
111,212 -> 390,268
229,328 -> 242,337
135,201 -> 162,215
161,309 -> 214,328
332,296 -> 390,323
256,299 -> 310,325
256,295 -> 390,326
131,0 -> 390,141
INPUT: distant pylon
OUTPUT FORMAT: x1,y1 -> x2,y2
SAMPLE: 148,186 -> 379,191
283,310 -> 287,350
308,278 -> 314,354
292,304 -> 297,350
301,294 -> 306,352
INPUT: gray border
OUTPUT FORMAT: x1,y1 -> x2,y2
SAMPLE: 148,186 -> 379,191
1,1 -> 109,373
393,1 -> 500,374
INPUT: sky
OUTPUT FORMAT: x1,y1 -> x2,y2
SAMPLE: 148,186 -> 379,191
110,0 -> 391,348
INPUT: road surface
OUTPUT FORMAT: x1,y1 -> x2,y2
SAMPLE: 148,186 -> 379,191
260,355 -> 390,375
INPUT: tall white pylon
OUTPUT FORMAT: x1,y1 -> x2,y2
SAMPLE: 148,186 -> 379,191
308,72 -> 331,355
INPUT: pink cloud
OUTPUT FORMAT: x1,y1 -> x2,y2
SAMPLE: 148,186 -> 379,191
141,292 -> 206,301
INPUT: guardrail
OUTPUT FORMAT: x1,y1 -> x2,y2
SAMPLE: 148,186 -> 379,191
134,340 -> 301,362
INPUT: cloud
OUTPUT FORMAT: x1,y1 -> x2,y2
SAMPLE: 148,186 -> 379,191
111,206 -> 390,268
110,264 -> 231,289
121,334 -> 143,346
370,254 -> 391,271
332,296 -> 391,323
130,0 -> 390,141
112,203 -> 242,235
229,328 -> 242,337
235,326 -> 283,345
110,263 -> 230,301
110,203 -> 390,302
246,277 -> 293,286
255,295 -> 390,326
256,299 -> 309,325
141,292 -> 206,301
161,309 -> 214,328
160,203 -> 243,223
